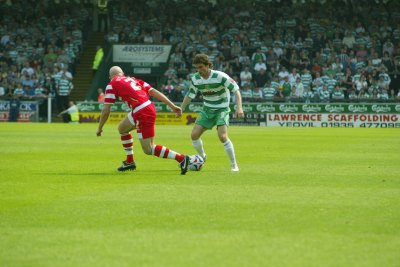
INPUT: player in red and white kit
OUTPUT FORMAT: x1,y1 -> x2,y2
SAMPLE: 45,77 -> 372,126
96,66 -> 190,174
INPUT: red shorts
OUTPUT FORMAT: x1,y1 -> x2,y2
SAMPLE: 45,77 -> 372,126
128,103 -> 156,139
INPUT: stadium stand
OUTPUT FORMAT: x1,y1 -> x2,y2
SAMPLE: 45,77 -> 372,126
100,0 -> 399,104
1,0 -> 400,120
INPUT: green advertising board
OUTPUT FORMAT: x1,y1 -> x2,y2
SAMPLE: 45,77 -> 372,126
240,103 -> 400,113
77,102 -> 400,114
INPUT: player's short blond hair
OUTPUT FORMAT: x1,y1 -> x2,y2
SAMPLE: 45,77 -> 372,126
109,66 -> 124,79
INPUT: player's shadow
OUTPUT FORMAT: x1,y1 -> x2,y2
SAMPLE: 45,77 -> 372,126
43,172 -> 107,176
46,169 -> 182,177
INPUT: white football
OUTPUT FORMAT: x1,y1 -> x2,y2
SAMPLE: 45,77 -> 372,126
188,155 -> 204,171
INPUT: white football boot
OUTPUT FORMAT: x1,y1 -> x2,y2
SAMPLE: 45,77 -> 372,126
231,163 -> 239,172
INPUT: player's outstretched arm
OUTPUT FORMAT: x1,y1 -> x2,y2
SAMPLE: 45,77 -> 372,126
179,96 -> 192,118
149,88 -> 182,116
234,90 -> 244,118
96,104 -> 111,136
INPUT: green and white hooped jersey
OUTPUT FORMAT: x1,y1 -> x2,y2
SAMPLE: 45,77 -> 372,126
187,70 -> 239,109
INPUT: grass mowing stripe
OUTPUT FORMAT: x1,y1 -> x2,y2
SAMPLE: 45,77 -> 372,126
0,123 -> 399,267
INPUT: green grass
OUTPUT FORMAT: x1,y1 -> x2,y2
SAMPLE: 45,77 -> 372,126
0,123 -> 399,267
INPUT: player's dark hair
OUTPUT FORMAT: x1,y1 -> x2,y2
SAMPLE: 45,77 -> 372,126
193,53 -> 212,68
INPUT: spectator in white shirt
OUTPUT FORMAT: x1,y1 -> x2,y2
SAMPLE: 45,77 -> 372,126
240,66 -> 252,87
278,66 -> 289,80
253,58 -> 267,73
288,67 -> 300,84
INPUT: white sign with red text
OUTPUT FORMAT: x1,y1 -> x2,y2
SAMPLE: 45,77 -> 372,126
266,113 -> 400,128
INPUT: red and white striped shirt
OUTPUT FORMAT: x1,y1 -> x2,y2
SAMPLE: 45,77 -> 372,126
104,75 -> 152,110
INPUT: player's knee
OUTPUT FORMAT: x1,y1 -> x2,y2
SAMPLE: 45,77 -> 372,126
191,132 -> 202,140
118,119 -> 134,134
191,134 -> 197,140
219,134 -> 228,143
117,125 -> 126,134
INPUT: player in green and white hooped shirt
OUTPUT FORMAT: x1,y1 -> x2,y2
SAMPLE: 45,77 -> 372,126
179,54 -> 244,172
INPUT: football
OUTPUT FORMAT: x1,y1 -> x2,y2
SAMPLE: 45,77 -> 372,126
188,155 -> 204,171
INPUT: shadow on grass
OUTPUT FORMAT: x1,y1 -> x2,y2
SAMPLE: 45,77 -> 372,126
42,172 -> 112,176
44,169 -> 184,177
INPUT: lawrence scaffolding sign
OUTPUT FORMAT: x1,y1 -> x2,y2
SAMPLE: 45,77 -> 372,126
261,103 -> 400,128
266,113 -> 400,128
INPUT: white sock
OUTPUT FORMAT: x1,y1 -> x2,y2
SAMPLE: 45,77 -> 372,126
223,139 -> 237,165
192,138 -> 206,158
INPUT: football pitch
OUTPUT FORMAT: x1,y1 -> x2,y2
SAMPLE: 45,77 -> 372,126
0,123 -> 399,267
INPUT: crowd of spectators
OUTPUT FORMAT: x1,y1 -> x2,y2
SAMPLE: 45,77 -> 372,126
104,0 -> 400,103
1,0 -> 400,111
0,0 -> 92,120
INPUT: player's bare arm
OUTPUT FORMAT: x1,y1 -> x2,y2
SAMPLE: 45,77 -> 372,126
178,95 -> 192,118
149,88 -> 182,117
235,90 -> 244,118
96,103 -> 112,136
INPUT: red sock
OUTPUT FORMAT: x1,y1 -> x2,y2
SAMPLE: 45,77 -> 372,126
121,133 -> 134,163
152,145 -> 184,163
175,153 -> 185,163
